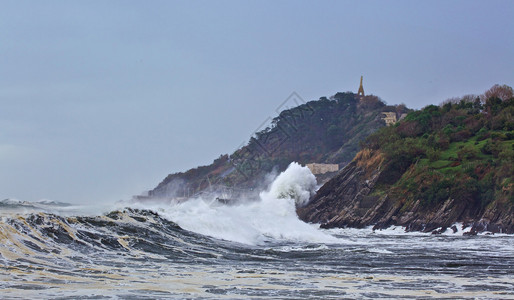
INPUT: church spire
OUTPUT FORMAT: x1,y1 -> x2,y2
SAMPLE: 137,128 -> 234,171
357,76 -> 365,97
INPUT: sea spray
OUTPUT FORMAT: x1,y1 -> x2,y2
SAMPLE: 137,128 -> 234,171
261,162 -> 317,207
135,162 -> 337,245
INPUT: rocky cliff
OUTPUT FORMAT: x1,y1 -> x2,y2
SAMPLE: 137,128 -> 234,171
297,149 -> 514,234
298,85 -> 514,234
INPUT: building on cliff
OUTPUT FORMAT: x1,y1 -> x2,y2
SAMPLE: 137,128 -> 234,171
382,112 -> 397,126
381,112 -> 408,126
306,163 -> 339,175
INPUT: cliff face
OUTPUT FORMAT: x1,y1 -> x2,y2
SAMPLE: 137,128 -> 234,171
297,150 -> 385,228
298,87 -> 514,234
298,149 -> 514,234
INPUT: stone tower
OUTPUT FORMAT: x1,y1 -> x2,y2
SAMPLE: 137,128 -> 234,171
357,76 -> 365,97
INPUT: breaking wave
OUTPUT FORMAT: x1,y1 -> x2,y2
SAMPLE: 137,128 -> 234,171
131,162 -> 336,245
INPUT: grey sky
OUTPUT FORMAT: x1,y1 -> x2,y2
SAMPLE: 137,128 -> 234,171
1,0 -> 513,204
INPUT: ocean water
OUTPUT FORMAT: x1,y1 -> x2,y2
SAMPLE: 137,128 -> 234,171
1,163 -> 513,299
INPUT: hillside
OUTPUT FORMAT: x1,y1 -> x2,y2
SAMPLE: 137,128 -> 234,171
146,92 -> 410,199
298,85 -> 514,234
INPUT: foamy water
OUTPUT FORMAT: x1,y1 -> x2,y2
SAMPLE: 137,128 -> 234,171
130,163 -> 337,245
1,162 -> 513,299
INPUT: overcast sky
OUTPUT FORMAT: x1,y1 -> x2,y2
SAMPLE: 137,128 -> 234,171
1,0 -> 513,204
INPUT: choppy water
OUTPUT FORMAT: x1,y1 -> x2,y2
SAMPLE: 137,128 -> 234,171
1,163 -> 513,299
1,206 -> 513,299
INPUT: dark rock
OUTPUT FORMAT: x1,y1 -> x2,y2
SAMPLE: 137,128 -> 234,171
297,150 -> 514,235
431,227 -> 447,235
463,229 -> 478,236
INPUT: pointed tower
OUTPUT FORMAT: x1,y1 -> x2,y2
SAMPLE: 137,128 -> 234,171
357,76 -> 365,97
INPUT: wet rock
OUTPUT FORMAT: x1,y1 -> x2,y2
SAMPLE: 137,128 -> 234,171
297,151 -> 514,235
431,227 -> 447,235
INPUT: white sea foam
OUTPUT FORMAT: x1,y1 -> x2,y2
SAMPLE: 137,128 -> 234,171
273,244 -> 330,252
131,162 -> 338,245
368,248 -> 394,254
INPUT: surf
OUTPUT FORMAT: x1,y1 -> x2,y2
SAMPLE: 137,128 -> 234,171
130,162 -> 339,245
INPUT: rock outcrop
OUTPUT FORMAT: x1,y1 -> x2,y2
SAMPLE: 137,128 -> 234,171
297,150 -> 514,234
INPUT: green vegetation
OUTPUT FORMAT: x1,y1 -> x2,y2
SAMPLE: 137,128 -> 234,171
363,84 -> 514,208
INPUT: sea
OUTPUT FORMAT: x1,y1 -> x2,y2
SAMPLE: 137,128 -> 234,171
1,163 -> 513,299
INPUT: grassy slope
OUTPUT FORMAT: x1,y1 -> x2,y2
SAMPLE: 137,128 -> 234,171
362,87 -> 514,220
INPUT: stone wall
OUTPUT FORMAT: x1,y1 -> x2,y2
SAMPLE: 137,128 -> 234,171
306,163 -> 339,175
